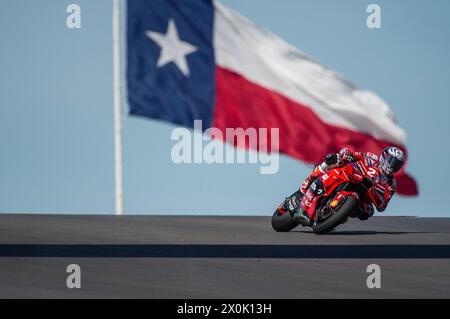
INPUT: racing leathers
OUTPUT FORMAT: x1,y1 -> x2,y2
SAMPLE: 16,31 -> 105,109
300,148 -> 397,220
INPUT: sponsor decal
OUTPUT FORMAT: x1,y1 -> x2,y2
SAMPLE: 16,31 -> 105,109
388,147 -> 403,159
329,199 -> 339,208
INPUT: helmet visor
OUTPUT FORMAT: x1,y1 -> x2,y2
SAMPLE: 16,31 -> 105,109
384,154 -> 403,173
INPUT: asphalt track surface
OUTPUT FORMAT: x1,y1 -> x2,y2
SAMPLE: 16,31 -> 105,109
0,214 -> 449,298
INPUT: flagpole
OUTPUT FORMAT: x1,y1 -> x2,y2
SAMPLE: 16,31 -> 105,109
112,0 -> 124,215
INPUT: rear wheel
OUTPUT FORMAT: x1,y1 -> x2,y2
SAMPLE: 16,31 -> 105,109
312,196 -> 358,234
271,191 -> 301,232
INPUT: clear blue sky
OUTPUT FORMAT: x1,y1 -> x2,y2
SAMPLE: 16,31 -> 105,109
0,0 -> 449,216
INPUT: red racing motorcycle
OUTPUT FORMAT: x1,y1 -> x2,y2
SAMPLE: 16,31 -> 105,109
272,159 -> 382,234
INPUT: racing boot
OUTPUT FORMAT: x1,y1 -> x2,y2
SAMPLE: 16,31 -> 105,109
357,202 -> 375,221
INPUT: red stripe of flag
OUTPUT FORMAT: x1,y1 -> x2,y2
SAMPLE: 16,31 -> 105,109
213,66 -> 418,196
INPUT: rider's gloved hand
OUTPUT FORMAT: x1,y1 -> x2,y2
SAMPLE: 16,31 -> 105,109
324,148 -> 354,167
339,148 -> 355,162
324,153 -> 339,166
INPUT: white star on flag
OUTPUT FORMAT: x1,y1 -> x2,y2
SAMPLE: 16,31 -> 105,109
146,19 -> 198,77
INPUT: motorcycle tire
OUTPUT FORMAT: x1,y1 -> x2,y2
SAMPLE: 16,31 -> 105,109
312,196 -> 358,234
271,192 -> 301,232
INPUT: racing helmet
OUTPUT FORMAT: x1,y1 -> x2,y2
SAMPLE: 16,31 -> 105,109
379,146 -> 405,175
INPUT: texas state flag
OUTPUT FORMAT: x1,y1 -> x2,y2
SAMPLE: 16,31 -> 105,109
126,0 -> 418,196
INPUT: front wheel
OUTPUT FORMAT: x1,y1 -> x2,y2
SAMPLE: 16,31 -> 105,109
312,196 -> 358,234
271,191 -> 301,232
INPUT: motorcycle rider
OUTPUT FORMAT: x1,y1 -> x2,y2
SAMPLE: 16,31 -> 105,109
285,146 -> 405,225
